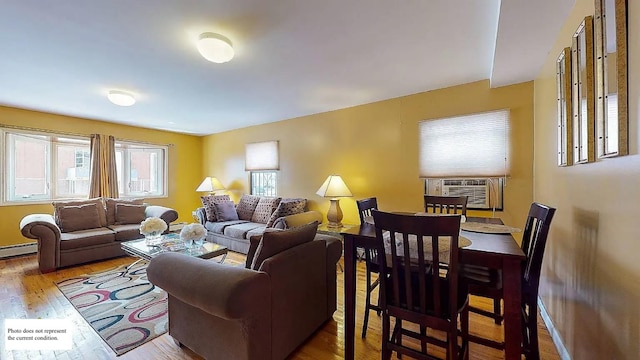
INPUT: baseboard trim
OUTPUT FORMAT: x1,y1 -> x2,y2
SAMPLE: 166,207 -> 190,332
538,297 -> 571,360
0,242 -> 37,259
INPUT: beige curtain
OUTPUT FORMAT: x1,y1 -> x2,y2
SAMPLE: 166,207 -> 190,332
89,134 -> 119,198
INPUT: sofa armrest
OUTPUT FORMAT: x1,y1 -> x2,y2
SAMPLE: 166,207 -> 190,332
145,205 -> 178,226
194,207 -> 207,225
272,210 -> 323,229
20,214 -> 62,273
147,252 -> 270,320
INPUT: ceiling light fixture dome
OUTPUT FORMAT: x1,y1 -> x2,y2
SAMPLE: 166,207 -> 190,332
107,90 -> 136,106
197,32 -> 234,63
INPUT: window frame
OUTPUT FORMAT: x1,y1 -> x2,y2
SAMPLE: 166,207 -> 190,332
1,128 -> 92,205
115,141 -> 168,198
249,170 -> 278,197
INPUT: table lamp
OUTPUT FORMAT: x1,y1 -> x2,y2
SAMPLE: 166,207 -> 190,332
316,175 -> 352,228
196,176 -> 225,194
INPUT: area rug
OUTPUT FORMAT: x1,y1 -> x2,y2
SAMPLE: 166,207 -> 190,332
56,261 -> 167,356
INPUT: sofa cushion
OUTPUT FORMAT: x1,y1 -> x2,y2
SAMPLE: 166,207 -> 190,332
245,225 -> 267,240
251,197 -> 281,224
214,200 -> 240,221
115,203 -> 147,224
201,195 -> 231,222
236,194 -> 261,221
105,198 -> 144,225
205,220 -> 248,234
251,221 -> 318,270
53,197 -> 107,227
265,198 -> 307,227
57,203 -> 102,233
107,223 -> 144,241
223,222 -> 264,239
59,227 -> 116,250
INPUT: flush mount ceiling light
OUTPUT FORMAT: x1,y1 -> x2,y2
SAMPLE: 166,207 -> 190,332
107,90 -> 136,106
196,32 -> 234,63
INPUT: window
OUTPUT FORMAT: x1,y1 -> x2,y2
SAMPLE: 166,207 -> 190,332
245,140 -> 279,196
115,141 -> 167,197
250,171 -> 278,196
419,110 -> 510,178
3,130 -> 91,203
419,110 -> 510,210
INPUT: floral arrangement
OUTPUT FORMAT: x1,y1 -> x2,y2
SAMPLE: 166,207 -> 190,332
139,217 -> 168,236
180,223 -> 207,242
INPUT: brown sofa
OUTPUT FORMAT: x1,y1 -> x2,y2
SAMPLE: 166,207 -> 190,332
20,197 -> 178,273
147,221 -> 342,360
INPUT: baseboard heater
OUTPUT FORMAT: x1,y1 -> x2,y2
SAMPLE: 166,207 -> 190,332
0,242 -> 37,259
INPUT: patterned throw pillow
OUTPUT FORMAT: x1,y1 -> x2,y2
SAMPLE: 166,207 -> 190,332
236,194 -> 261,220
251,197 -> 282,224
201,195 -> 231,222
265,198 -> 307,228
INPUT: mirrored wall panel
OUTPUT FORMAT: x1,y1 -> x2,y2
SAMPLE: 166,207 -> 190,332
595,0 -> 628,157
557,47 -> 573,166
572,16 -> 595,164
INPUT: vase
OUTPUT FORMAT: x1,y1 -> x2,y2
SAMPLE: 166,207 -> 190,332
194,238 -> 205,247
145,233 -> 163,246
183,238 -> 194,249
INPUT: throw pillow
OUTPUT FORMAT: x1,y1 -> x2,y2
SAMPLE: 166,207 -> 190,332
200,194 -> 231,222
105,198 -> 144,225
250,197 -> 282,224
115,203 -> 147,224
251,221 -> 318,270
245,228 -> 283,269
236,194 -> 261,220
58,203 -> 102,233
53,197 -> 107,227
214,200 -> 239,221
265,198 -> 307,228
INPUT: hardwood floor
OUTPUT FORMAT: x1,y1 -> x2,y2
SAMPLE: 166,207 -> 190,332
0,252 -> 561,359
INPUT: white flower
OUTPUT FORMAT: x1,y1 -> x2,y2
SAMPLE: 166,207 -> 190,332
180,223 -> 207,241
139,217 -> 168,236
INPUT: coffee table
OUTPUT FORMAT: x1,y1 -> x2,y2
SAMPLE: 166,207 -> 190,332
121,233 -> 228,270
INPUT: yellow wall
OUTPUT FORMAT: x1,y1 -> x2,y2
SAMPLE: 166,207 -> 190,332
203,80 -> 534,236
0,105 -> 204,247
533,0 -> 640,358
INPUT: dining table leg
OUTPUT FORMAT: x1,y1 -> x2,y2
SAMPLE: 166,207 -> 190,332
343,236 -> 356,360
502,257 -> 523,359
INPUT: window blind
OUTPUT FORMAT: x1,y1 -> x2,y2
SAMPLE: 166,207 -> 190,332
245,140 -> 279,171
419,110 -> 510,178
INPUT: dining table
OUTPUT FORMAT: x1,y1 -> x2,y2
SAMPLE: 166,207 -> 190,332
341,216 -> 526,360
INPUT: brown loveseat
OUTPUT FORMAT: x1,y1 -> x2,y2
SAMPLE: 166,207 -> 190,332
147,221 -> 342,360
20,197 -> 178,273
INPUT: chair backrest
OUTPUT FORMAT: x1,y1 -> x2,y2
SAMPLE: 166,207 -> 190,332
372,210 -> 462,319
521,202 -> 556,297
424,195 -> 468,217
356,197 -> 378,224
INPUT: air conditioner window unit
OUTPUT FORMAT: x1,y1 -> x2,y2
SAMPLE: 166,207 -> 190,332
441,179 -> 491,209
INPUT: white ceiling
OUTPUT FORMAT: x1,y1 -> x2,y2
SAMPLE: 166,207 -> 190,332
0,0 -> 574,136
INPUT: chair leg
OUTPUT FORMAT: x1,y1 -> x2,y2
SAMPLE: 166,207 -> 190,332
362,268 -> 373,338
523,302 -> 540,360
493,299 -> 503,325
460,306 -> 470,360
382,314 -> 392,360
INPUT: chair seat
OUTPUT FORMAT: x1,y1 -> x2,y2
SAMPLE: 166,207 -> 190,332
461,264 -> 502,286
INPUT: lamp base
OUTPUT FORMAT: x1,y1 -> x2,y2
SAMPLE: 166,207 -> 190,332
326,198 -> 344,228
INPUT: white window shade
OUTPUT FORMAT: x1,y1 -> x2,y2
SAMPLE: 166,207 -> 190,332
245,141 -> 279,171
419,110 -> 510,178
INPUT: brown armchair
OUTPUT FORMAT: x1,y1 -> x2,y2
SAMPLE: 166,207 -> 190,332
147,222 -> 342,360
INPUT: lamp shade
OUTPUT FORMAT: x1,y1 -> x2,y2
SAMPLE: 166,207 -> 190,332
196,32 -> 234,63
196,177 -> 225,192
316,175 -> 353,198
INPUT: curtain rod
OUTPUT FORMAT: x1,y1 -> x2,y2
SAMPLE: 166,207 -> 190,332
0,123 -> 174,147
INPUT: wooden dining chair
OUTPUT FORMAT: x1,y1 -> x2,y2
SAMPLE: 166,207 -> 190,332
356,197 -> 381,338
372,210 -> 469,360
463,202 -> 556,360
423,195 -> 468,217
